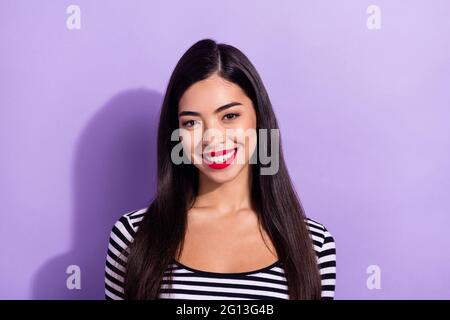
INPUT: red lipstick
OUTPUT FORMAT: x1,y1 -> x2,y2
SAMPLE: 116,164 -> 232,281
203,148 -> 238,170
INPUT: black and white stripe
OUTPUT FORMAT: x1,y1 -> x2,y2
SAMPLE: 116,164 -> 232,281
105,208 -> 336,300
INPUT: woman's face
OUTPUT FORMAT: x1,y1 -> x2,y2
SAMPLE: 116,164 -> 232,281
178,73 -> 257,184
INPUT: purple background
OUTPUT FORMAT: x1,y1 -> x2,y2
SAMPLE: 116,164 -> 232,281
1,0 -> 449,299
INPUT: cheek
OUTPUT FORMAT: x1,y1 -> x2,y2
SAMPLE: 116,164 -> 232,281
244,129 -> 258,159
232,127 -> 257,165
224,114 -> 257,165
180,128 -> 203,163
238,116 -> 257,151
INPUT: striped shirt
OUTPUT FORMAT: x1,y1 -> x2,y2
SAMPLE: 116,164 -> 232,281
105,208 -> 336,300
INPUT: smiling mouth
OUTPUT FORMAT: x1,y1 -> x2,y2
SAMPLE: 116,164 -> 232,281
202,147 -> 238,168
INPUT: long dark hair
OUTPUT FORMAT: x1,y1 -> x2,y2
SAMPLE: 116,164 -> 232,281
124,38 -> 322,299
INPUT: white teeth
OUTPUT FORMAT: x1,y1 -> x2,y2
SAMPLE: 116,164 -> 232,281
204,149 -> 235,163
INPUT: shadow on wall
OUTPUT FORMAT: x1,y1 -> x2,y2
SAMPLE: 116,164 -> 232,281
32,88 -> 163,299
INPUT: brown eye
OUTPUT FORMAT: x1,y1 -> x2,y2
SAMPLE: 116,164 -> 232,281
223,113 -> 240,120
182,120 -> 198,127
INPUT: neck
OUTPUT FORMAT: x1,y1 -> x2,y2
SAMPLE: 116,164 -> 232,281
193,165 -> 253,217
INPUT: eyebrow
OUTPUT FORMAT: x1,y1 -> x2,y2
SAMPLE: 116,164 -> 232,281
178,101 -> 242,117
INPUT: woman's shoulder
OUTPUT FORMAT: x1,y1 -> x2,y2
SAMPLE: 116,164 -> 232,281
304,217 -> 336,299
108,207 -> 148,245
304,217 -> 336,252
105,207 -> 148,300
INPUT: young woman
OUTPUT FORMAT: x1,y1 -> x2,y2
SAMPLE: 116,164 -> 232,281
104,39 -> 336,300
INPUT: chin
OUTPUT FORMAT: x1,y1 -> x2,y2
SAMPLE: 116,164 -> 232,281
198,165 -> 245,184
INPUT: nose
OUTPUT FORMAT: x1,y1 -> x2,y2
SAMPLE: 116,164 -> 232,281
201,119 -> 228,148
202,126 -> 224,147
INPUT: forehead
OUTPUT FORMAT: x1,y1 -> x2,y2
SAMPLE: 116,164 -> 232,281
178,74 -> 250,112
